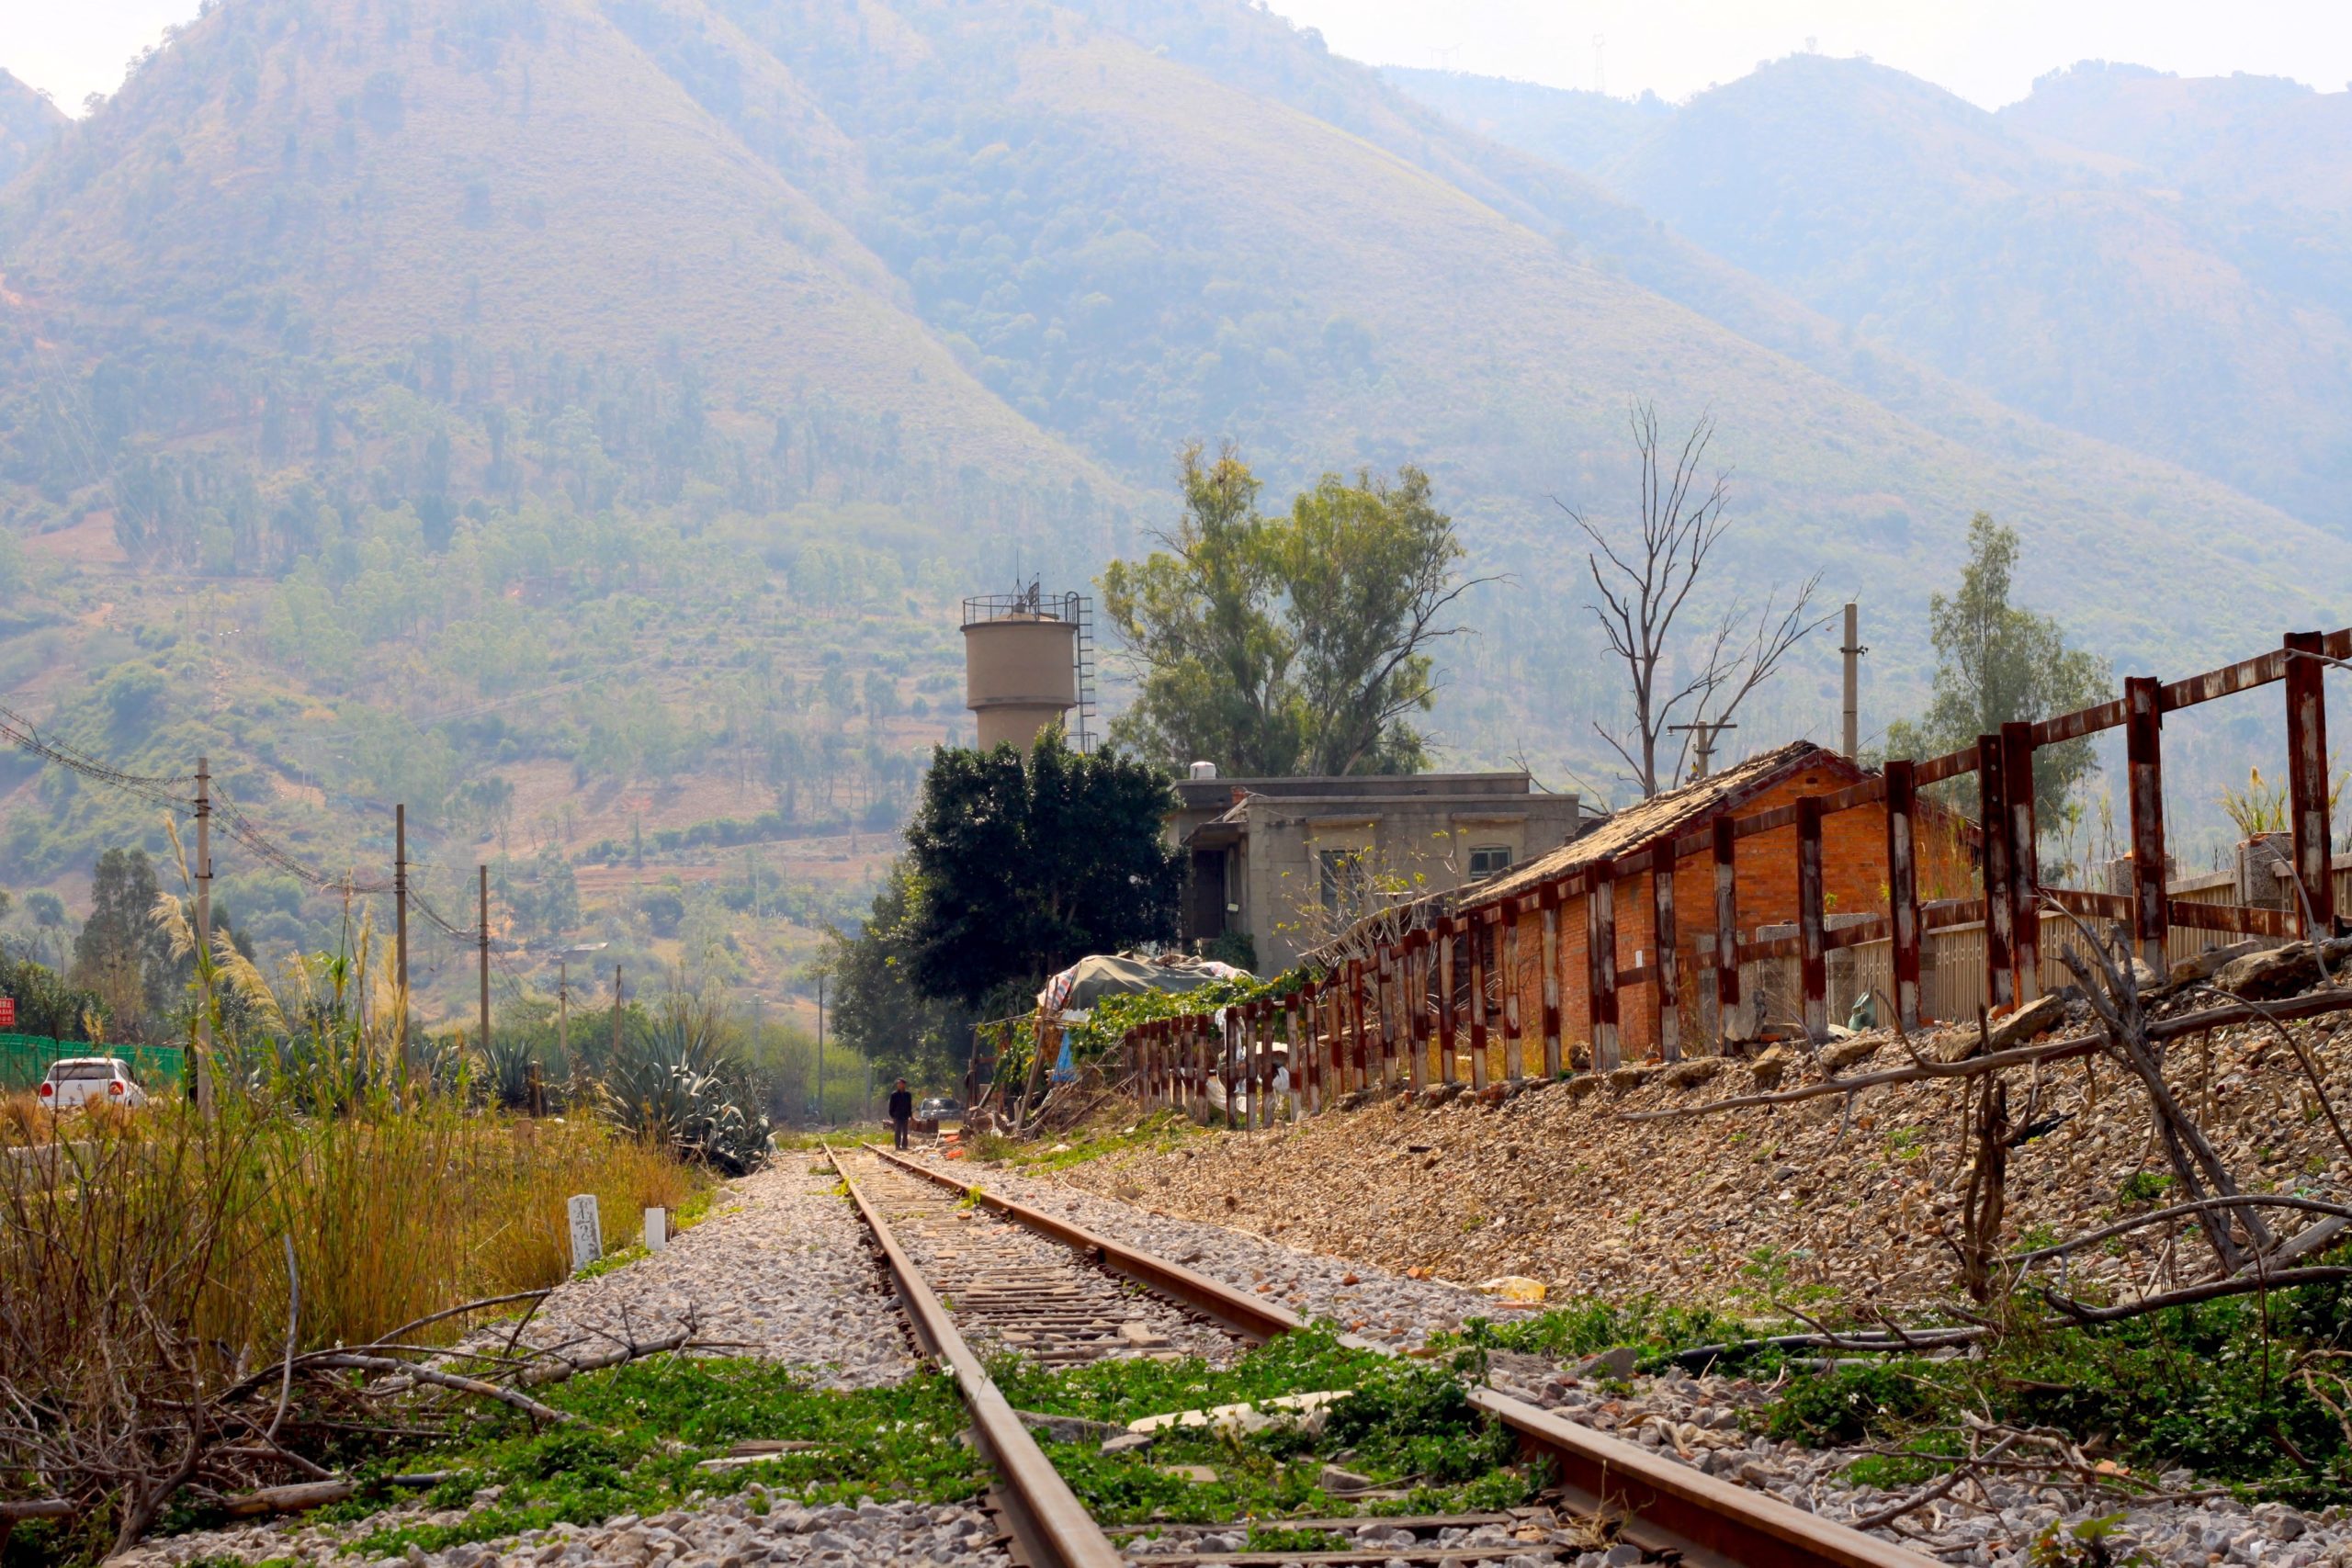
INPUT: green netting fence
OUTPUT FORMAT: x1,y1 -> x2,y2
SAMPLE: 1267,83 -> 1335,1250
0,1034 -> 186,1093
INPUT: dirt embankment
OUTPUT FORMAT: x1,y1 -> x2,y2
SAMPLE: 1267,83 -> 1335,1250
1048,1010 -> 2352,1308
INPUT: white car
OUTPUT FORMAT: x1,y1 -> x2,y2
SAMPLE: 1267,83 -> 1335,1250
37,1057 -> 149,1111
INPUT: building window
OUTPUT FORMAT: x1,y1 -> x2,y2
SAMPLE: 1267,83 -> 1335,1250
1467,844 -> 1513,879
1318,848 -> 1369,916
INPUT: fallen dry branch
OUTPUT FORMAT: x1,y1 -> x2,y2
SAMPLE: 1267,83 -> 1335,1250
375,1289 -> 555,1347
307,1355 -> 571,1426
2007,1195 -> 2352,1268
1849,1432 -> 2022,1530
515,1318 -> 698,1386
1621,989 -> 2352,1123
2037,1266 -> 2352,1324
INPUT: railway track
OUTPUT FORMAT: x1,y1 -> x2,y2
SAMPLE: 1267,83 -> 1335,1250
833,1145 -> 1939,1568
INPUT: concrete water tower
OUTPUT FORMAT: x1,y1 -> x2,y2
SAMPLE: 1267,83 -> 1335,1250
962,585 -> 1096,755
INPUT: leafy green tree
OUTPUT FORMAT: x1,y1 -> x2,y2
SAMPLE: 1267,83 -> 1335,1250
1885,513 -> 2112,818
826,859 -> 970,1091
69,848 -> 175,1038
902,728 -> 1182,1007
1100,444 -> 1476,776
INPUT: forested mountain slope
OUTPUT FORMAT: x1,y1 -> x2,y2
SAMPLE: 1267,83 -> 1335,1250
623,0 -> 2346,668
0,70 -> 64,190
1385,55 -> 2352,533
0,0 -> 2341,980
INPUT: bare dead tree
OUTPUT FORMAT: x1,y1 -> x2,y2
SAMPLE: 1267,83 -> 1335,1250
1563,404 -> 1832,795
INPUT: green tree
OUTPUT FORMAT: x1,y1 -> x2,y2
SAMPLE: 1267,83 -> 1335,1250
68,848 -> 174,1039
826,859 -> 969,1091
1100,444 -> 1475,775
1884,513 -> 2112,819
901,728 -> 1182,1007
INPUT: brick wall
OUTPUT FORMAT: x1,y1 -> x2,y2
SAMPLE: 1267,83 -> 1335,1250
1482,763 -> 1973,1066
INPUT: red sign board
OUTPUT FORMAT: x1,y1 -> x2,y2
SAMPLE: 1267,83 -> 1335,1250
0,998 -> 15,1028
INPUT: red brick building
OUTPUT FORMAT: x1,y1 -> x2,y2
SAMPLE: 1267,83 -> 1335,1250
1447,740 -> 1971,1063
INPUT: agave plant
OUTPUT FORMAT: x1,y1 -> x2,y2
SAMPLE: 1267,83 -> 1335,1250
596,976 -> 770,1175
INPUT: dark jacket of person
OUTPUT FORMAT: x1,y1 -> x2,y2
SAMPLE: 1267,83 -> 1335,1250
888,1089 -> 914,1121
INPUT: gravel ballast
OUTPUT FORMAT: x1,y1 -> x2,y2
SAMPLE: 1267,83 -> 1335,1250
485,1160 -> 920,1387
897,1146 -> 1493,1348
121,1495 -> 1011,1568
118,1162 -> 935,1568
914,1144 -> 2352,1564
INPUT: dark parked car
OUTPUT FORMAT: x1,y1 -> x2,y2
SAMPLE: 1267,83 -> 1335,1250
914,1096 -> 962,1135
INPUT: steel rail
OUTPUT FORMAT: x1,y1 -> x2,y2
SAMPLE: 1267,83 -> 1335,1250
831,1152 -> 1125,1568
867,1145 -> 1940,1568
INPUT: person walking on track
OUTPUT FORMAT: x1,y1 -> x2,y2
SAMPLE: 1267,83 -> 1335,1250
888,1078 -> 914,1149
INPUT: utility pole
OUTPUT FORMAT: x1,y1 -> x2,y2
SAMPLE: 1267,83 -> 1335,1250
1841,602 -> 1866,761
195,757 -> 213,1118
394,804 -> 408,1094
1668,720 -> 1737,781
557,957 -> 568,1072
477,865 -> 491,1062
612,963 -> 623,1065
816,975 -> 827,1126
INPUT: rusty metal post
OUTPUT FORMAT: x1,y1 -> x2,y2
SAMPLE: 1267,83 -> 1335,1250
1306,984 -> 1324,1100
1280,998 -> 1299,1115
1538,886 -> 1563,1077
1328,977 -> 1347,1094
2126,677 -> 2169,970
1501,909 -> 1525,1080
1652,843 -> 1680,1062
1589,860 -> 1619,1071
2286,631 -> 2336,937
1376,944 -> 1399,1090
1437,919 -> 1459,1084
1466,920 -> 1490,1090
1797,795 -> 1827,1043
1254,1003 -> 1272,1131
2002,721 -> 2041,1000
1712,815 -> 1739,1043
1406,935 -> 1430,1091
1222,1010 -> 1237,1131
1884,759 -> 1922,1032
1979,735 -> 2016,1011
1347,959 -> 1369,1090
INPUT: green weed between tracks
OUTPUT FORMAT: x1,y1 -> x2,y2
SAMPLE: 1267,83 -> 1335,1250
107,1328 -> 1545,1565
1428,1297 -> 1757,1370
1758,1267 -> 2352,1506
994,1325 -> 1541,1525
967,1109 -> 1202,1171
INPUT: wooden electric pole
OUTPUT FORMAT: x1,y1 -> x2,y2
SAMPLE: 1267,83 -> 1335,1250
816,975 -> 826,1126
195,757 -> 213,1118
557,957 -> 568,1070
477,865 -> 491,1061
1841,602 -> 1866,760
394,804 -> 409,1093
612,962 -> 623,1064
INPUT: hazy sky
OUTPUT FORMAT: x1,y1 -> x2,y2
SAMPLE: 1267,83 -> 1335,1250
10,0 -> 2352,114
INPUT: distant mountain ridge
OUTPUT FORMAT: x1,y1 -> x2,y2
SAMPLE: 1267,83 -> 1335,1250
1385,56 -> 2352,535
0,0 -> 2344,751
0,68 -> 65,190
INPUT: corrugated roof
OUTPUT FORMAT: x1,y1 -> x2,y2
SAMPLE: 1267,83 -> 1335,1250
1459,740 -> 1861,911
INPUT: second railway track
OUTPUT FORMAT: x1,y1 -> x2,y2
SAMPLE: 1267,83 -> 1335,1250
831,1143 -> 1944,1568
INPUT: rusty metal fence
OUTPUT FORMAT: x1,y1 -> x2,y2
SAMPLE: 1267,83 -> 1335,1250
1122,629 -> 2349,1125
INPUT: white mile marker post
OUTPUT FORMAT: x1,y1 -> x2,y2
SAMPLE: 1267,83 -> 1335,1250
644,1207 -> 668,1253
567,1193 -> 603,1271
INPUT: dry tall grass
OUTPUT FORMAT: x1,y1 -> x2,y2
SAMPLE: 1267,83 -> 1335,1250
0,1092 -> 699,1547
